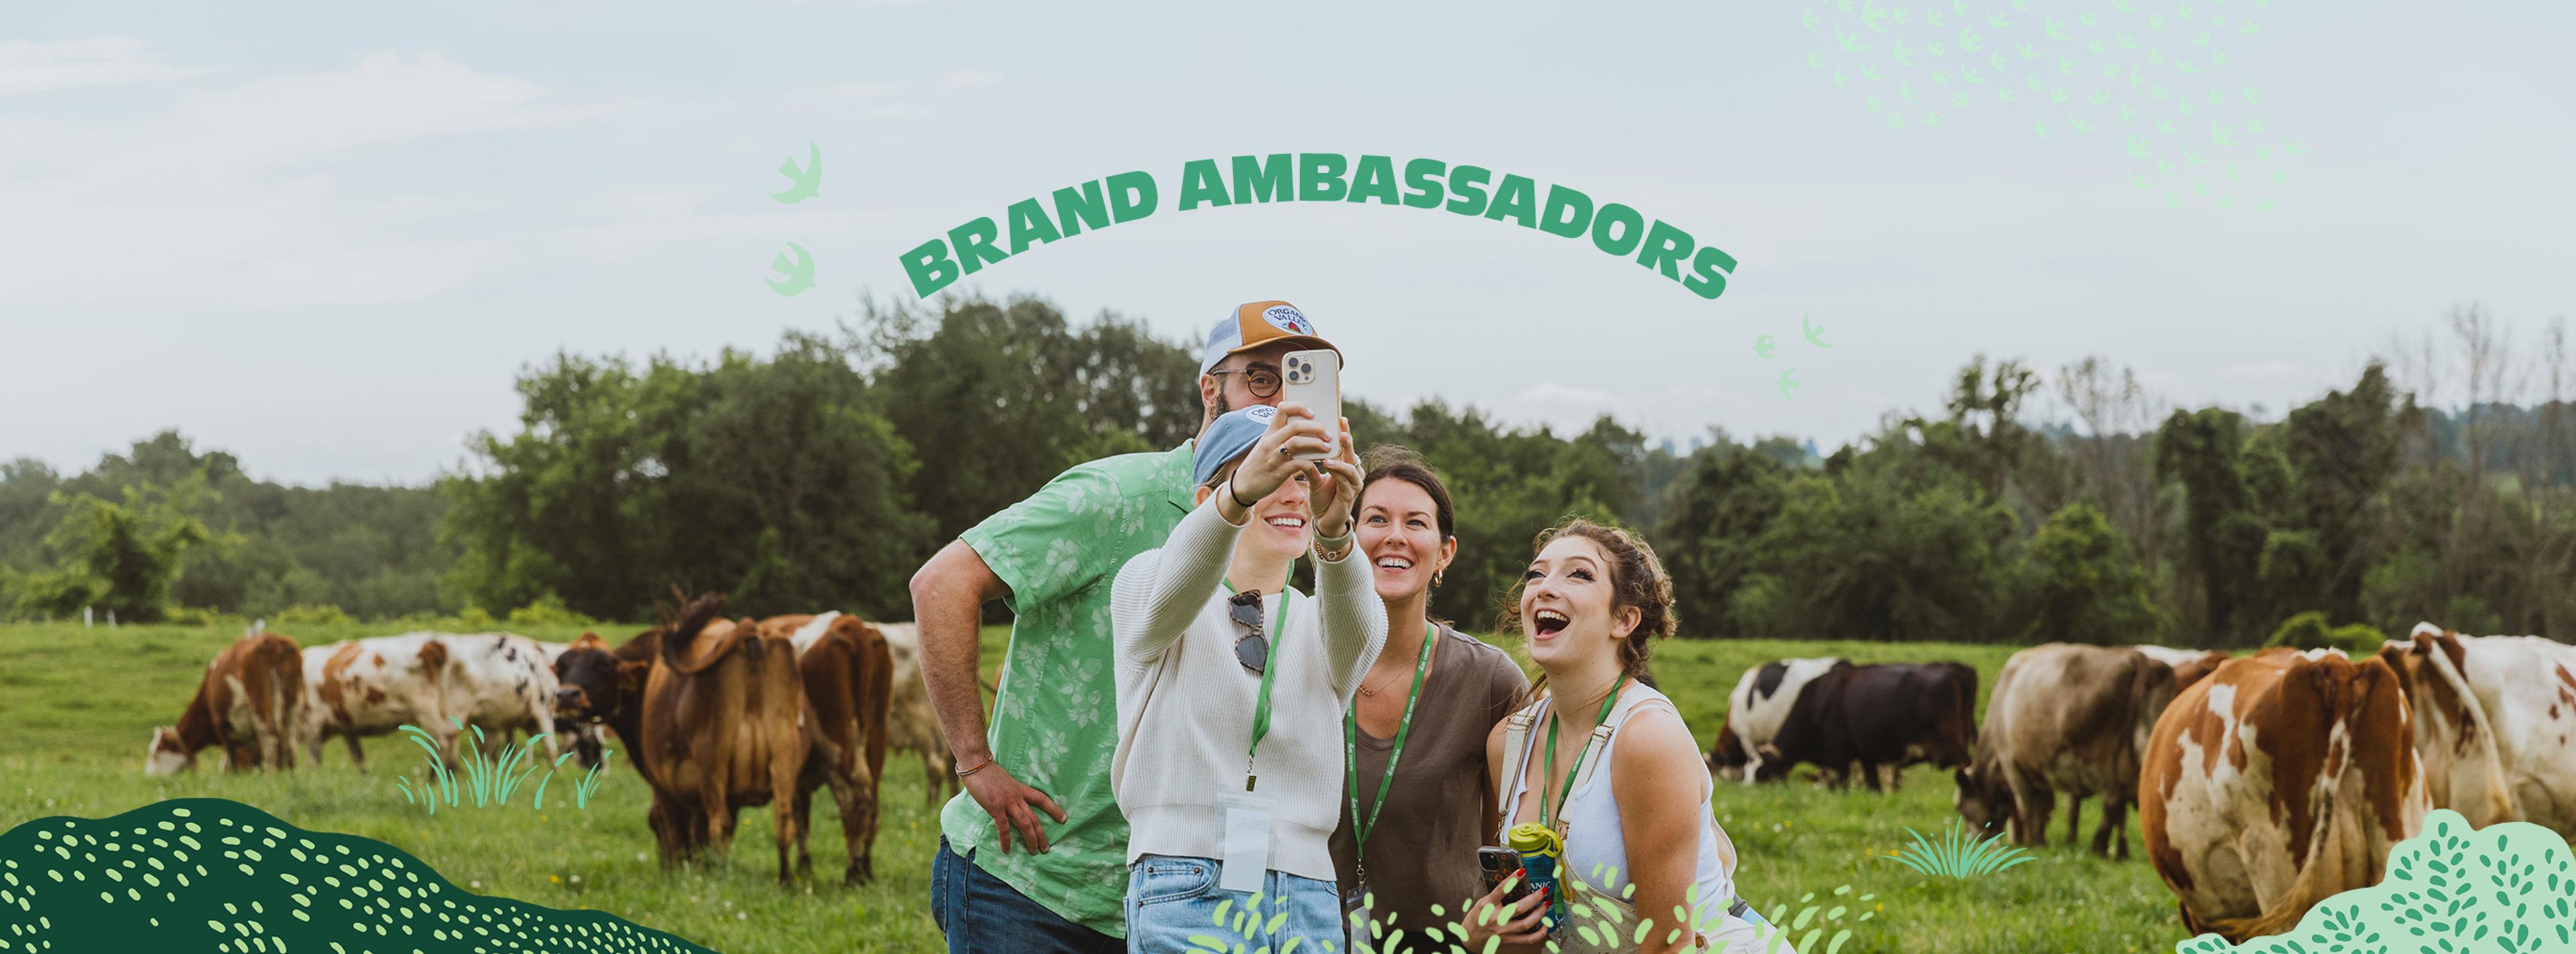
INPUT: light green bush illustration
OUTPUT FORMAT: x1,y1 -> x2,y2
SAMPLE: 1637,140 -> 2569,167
389,717 -> 606,814
1287,869 -> 1876,954
1879,817 -> 2036,879
2173,808 -> 2576,954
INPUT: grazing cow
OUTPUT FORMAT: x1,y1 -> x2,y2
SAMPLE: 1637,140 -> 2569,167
1707,657 -> 1848,784
1756,661 -> 1978,792
299,632 -> 561,770
2139,648 -> 2426,942
870,621 -> 962,805
299,633 -> 454,770
436,632 -> 564,761
1954,643 -> 2174,858
2375,622 -> 2576,838
148,632 -> 306,775
561,595 -> 814,882
760,611 -> 892,886
2135,645 -> 2233,696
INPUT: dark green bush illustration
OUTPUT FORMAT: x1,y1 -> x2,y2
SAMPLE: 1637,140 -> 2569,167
0,798 -> 714,953
2175,808 -> 2576,954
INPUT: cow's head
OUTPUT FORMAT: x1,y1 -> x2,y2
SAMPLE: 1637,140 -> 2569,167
1709,722 -> 1750,781
144,726 -> 193,776
553,645 -> 648,723
1953,762 -> 2012,837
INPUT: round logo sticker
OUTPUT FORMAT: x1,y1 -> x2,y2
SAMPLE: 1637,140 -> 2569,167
1260,305 -> 1311,335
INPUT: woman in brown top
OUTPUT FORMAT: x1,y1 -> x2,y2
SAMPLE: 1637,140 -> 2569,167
1331,449 -> 1531,953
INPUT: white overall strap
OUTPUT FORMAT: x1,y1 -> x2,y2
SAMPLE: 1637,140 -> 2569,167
1495,702 -> 1543,840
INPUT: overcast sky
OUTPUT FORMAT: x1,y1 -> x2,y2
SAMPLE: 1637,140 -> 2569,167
4,1 -> 2571,486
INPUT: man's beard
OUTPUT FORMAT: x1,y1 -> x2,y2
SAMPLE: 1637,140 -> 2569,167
1212,390 -> 1232,416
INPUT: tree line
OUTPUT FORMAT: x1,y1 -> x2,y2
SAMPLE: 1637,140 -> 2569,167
4,297 -> 2570,649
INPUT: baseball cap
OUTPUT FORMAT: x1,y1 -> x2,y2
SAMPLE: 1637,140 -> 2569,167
1200,300 -> 1340,375
1193,405 -> 1278,487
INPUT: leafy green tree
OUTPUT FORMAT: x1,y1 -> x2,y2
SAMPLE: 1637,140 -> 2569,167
2019,501 -> 2163,643
1733,464 -> 2019,640
2155,407 -> 2271,644
11,476 -> 220,622
857,295 -> 1200,544
1657,447 -> 1790,636
442,331 -> 929,621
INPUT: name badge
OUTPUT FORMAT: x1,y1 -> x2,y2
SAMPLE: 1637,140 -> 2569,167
1340,880 -> 1377,953
1217,790 -> 1275,894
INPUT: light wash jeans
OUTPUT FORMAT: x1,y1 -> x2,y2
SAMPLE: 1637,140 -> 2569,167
1125,855 -> 1342,954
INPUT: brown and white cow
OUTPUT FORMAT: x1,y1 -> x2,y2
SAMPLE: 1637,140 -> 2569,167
2140,648 -> 2426,942
763,611 -> 892,886
298,631 -> 560,771
2135,645 -> 2233,696
148,631 -> 306,775
2375,622 -> 2576,839
1955,643 -> 2174,858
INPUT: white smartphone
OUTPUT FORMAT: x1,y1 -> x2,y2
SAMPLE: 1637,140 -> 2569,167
1279,348 -> 1341,461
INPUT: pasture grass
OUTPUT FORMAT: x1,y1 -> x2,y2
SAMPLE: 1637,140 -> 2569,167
0,621 -> 2192,953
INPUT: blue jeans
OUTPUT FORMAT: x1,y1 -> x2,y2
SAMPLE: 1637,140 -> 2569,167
932,837 -> 1122,954
1124,855 -> 1342,954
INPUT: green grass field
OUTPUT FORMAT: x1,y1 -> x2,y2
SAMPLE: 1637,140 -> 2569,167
0,621 -> 2193,953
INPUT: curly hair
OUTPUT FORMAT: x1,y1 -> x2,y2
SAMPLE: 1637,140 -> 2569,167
1496,517 -> 1678,682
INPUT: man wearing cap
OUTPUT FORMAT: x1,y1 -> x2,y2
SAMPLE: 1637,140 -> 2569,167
913,300 -> 1342,953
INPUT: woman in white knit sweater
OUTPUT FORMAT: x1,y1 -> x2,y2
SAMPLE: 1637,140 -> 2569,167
1111,403 -> 1387,954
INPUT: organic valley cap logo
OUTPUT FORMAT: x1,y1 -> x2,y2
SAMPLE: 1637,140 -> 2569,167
1262,305 -> 1313,335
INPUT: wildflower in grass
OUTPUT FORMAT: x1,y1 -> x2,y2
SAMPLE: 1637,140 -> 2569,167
1878,818 -> 2035,879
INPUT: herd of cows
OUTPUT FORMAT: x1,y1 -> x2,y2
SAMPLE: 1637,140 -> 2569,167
1707,625 -> 2576,941
144,593 -> 964,886
142,605 -> 2576,942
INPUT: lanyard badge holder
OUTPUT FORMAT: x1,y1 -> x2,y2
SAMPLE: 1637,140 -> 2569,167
1340,621 -> 1436,950
1220,590 -> 1291,895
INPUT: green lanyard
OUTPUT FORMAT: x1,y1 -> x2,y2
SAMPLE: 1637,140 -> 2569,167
1225,581 -> 1292,792
1541,674 -> 1627,831
1344,620 -> 1436,863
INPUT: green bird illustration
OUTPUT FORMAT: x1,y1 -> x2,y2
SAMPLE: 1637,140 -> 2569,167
1803,315 -> 1831,348
769,142 -> 821,204
1778,368 -> 1801,400
767,242 -> 814,296
1755,334 -> 1778,358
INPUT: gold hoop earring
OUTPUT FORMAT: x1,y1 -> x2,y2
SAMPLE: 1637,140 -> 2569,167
1432,569 -> 1444,589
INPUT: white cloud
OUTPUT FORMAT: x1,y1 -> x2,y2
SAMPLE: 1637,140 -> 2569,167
937,69 -> 1003,89
0,52 -> 606,309
0,38 -> 203,95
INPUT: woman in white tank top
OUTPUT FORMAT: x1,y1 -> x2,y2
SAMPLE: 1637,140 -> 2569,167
1459,520 -> 1768,954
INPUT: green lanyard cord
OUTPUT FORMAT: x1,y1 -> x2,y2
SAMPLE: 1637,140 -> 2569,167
1541,674 -> 1628,831
1226,583 -> 1292,787
1344,619 -> 1436,863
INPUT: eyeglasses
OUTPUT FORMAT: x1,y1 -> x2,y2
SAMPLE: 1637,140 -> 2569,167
1207,365 -> 1282,399
1228,590 -> 1271,674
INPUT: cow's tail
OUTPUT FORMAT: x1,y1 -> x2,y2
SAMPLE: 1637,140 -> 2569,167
2414,634 -> 2520,821
2202,657 -> 2396,943
661,592 -> 731,668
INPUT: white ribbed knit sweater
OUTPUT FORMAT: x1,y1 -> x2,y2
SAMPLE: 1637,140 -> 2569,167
1110,498 -> 1387,883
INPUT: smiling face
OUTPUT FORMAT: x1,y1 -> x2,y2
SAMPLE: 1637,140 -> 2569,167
1193,458 -> 1317,562
1518,535 -> 1641,670
1357,478 -> 1450,604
